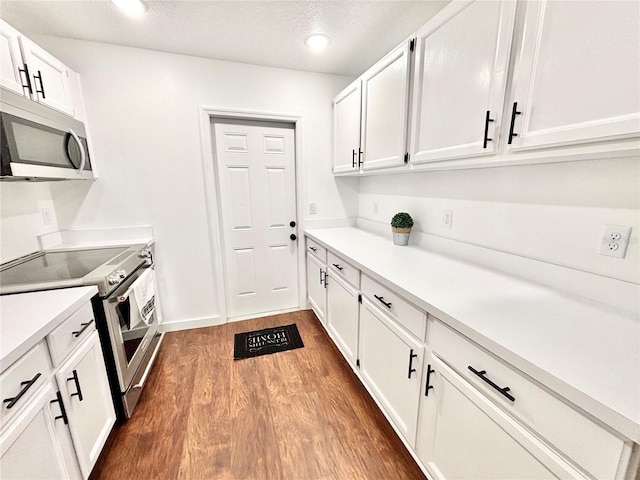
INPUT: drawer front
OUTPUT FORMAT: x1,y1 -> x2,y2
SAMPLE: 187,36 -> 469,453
429,318 -> 628,480
327,251 -> 360,288
0,341 -> 51,424
361,274 -> 426,341
306,238 -> 327,263
47,301 -> 95,367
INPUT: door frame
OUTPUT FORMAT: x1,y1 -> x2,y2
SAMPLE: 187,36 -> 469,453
198,106 -> 306,323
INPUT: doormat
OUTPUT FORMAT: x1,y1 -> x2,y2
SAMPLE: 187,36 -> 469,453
233,324 -> 304,360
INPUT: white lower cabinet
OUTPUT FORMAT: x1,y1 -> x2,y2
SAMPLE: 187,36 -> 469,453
0,299 -> 115,480
0,379 -> 81,480
55,331 -> 115,479
306,253 -> 327,324
359,297 -> 423,446
416,354 -> 585,480
326,270 -> 359,366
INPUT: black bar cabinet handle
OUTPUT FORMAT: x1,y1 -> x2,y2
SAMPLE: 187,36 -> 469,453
483,110 -> 494,149
50,391 -> 69,425
67,369 -> 84,402
34,70 -> 46,98
3,373 -> 41,409
319,268 -> 323,284
373,294 -> 392,309
18,63 -> 33,94
407,349 -> 418,379
358,148 -> 363,167
71,319 -> 94,338
507,102 -> 521,144
332,263 -> 343,271
352,149 -> 356,168
468,366 -> 515,402
309,246 -> 317,252
323,271 -> 328,288
425,364 -> 435,396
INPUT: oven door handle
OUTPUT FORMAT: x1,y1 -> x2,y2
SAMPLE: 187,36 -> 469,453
117,266 -> 152,303
131,333 -> 164,391
68,128 -> 86,173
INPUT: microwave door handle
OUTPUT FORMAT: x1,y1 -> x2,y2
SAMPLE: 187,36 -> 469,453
68,128 -> 86,172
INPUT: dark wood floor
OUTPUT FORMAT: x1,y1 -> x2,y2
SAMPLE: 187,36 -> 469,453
90,310 -> 427,480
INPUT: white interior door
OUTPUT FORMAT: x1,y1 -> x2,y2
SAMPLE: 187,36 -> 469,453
214,120 -> 298,319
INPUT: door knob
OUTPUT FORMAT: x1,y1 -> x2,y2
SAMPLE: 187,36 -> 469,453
290,221 -> 296,227
290,234 -> 297,241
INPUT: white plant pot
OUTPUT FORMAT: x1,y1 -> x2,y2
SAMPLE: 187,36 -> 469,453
392,228 -> 411,246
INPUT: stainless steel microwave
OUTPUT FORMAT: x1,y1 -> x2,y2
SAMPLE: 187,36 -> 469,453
1,89 -> 94,181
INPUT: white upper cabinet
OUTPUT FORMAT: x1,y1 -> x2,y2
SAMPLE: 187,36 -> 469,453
0,21 -> 26,95
19,36 -> 74,116
0,19 -> 76,117
333,80 -> 362,174
409,0 -> 516,164
507,0 -> 640,151
361,40 -> 412,170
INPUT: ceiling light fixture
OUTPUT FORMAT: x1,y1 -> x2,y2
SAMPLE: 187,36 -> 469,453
305,34 -> 331,52
111,0 -> 147,17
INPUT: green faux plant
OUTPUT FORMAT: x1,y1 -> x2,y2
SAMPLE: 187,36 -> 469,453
391,212 -> 414,230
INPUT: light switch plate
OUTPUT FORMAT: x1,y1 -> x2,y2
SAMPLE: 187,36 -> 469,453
309,202 -> 317,215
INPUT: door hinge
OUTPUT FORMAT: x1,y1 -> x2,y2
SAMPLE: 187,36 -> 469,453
356,359 -> 360,368
358,293 -> 362,304
404,152 -> 409,164
410,38 -> 416,52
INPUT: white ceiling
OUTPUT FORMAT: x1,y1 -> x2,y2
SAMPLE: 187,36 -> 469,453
0,1 -> 449,77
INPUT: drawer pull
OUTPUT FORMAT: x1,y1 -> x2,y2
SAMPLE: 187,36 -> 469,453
425,364 -> 435,396
332,263 -> 344,271
71,319 -> 94,338
3,373 -> 42,409
50,391 -> 69,425
67,370 -> 84,402
309,246 -> 317,252
468,366 -> 515,402
323,271 -> 328,288
407,349 -> 418,379
352,149 -> 356,168
374,294 -> 392,309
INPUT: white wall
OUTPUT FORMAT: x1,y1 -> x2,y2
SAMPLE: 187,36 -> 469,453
358,157 -> 640,284
29,35 -> 354,327
0,182 -> 59,262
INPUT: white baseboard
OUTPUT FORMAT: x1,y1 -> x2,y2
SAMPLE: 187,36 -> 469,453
159,315 -> 224,332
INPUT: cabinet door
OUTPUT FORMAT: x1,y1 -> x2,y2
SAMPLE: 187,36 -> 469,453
507,1 -> 640,151
1,380 -> 81,480
19,36 -> 74,116
359,298 -> 423,446
416,355 -> 586,480
333,80 -> 362,174
56,331 -> 115,479
0,20 -> 27,96
361,40 -> 412,171
326,271 -> 359,366
409,1 -> 516,164
306,254 -> 327,324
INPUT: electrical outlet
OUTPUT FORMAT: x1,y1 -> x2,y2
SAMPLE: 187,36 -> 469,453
41,207 -> 53,225
309,202 -> 317,215
373,202 -> 379,215
442,209 -> 453,229
598,225 -> 631,258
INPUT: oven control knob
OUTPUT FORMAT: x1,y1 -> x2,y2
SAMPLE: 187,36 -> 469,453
117,269 -> 127,279
107,273 -> 120,285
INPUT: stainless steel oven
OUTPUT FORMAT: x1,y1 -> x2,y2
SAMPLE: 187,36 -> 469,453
0,243 -> 163,420
96,263 -> 163,418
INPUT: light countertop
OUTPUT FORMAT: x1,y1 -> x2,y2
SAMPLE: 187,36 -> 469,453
305,227 -> 640,442
0,286 -> 98,372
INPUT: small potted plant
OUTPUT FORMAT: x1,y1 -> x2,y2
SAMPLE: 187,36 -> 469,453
391,212 -> 414,246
